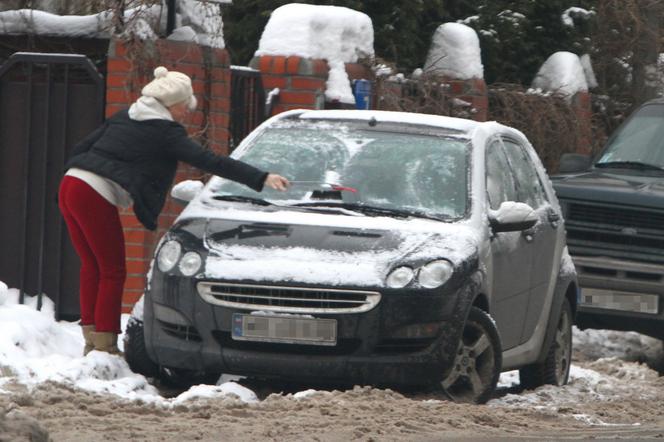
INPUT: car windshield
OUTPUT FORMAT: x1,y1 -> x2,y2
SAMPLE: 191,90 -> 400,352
209,119 -> 470,219
596,104 -> 664,169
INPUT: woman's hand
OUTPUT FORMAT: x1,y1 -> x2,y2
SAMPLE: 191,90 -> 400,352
265,173 -> 290,191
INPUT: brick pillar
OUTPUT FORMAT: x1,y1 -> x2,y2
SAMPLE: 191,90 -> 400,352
249,55 -> 374,115
572,91 -> 592,155
443,77 -> 488,122
105,39 -> 231,312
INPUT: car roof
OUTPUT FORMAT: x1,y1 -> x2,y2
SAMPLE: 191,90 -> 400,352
279,109 -> 518,141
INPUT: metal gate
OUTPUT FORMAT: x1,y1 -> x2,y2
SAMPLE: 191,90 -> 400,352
229,66 -> 266,151
0,52 -> 105,320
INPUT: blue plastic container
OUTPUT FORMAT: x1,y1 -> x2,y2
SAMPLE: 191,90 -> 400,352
353,79 -> 372,110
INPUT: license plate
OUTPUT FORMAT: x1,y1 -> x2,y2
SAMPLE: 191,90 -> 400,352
580,288 -> 659,314
232,314 -> 337,346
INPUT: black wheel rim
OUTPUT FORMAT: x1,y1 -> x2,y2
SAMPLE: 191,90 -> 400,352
441,319 -> 496,403
554,306 -> 572,384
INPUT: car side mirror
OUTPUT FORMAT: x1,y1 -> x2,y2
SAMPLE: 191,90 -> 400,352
558,153 -> 591,173
170,180 -> 204,205
489,202 -> 538,233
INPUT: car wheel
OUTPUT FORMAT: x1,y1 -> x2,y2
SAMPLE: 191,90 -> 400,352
440,306 -> 502,404
519,297 -> 573,389
123,318 -> 159,378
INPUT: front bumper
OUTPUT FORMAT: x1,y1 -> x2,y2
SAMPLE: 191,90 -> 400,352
572,255 -> 664,339
143,273 -> 472,386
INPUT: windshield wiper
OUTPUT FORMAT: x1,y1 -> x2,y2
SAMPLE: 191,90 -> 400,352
213,195 -> 275,206
293,202 -> 445,221
595,161 -> 664,171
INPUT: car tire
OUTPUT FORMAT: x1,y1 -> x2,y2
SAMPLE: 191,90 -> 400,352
440,306 -> 502,404
123,318 -> 159,378
519,297 -> 573,390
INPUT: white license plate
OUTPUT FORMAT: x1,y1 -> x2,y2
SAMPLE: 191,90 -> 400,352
232,314 -> 337,346
580,288 -> 659,314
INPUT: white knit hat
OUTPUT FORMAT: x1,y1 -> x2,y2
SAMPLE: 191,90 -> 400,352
141,66 -> 197,110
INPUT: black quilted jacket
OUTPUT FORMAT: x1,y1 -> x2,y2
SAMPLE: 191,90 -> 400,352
65,110 -> 267,230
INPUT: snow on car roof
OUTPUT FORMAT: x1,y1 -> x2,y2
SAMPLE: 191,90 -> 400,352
293,109 -> 510,139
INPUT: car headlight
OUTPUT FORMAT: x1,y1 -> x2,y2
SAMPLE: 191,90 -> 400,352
386,266 -> 415,288
179,251 -> 202,276
157,240 -> 182,272
418,260 -> 453,288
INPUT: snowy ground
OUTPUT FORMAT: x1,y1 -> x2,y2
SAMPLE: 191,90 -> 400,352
1,283 -> 662,441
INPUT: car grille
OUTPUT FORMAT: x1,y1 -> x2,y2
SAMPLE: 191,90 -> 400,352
564,201 -> 664,264
197,282 -> 381,314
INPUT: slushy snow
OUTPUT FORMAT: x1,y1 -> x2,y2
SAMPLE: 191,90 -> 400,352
255,3 -> 374,104
1,278 -> 661,420
0,282 -> 254,405
424,22 -> 484,80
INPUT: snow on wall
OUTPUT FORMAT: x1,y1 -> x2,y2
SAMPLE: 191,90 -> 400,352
255,3 -> 375,104
423,22 -> 484,80
561,7 -> 596,28
531,51 -> 588,98
0,1 -> 225,48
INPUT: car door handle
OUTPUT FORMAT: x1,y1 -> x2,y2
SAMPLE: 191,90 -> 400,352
548,209 -> 561,228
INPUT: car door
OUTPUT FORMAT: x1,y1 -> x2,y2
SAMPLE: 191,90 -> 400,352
501,137 -> 562,344
485,139 -> 534,350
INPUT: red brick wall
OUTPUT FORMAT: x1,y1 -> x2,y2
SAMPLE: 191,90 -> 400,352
250,55 -> 374,114
572,91 -> 593,155
105,39 -> 231,312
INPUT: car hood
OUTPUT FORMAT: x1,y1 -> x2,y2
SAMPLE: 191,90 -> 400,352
173,209 -> 479,287
553,169 -> 664,209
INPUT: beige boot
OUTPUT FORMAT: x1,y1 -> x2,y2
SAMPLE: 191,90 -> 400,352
81,325 -> 95,356
91,332 -> 123,356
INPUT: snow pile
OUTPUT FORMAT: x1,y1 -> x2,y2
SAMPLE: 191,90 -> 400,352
255,3 -> 374,104
423,23 -> 484,80
573,326 -> 663,364
493,359 -> 659,408
0,6 -> 159,39
561,7 -> 596,28
0,1 -> 225,48
0,282 -> 254,405
171,0 -> 224,49
531,51 -> 589,98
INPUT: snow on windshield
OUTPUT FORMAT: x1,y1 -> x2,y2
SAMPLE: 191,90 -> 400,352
210,120 -> 470,219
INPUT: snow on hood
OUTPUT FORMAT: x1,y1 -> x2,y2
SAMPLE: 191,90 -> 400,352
255,3 -> 374,104
204,227 -> 479,287
178,198 -> 480,286
531,51 -> 589,98
424,22 -> 483,80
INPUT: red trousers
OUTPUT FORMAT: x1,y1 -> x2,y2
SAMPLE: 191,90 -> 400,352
58,176 -> 125,333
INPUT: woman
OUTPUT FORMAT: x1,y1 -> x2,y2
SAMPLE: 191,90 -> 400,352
59,66 -> 289,355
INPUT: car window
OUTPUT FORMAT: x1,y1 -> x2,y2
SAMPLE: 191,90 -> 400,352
597,104 -> 664,167
209,120 -> 470,219
486,140 -> 517,210
501,139 -> 548,209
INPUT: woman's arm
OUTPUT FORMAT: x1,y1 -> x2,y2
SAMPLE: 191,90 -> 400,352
165,126 -> 272,192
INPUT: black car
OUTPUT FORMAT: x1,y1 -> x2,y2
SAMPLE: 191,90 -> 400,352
553,99 -> 664,341
125,110 -> 578,403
